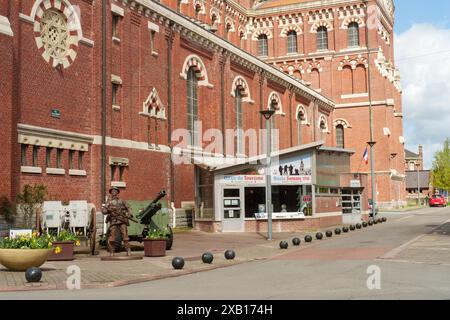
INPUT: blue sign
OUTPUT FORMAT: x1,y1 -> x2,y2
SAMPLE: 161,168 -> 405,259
51,109 -> 61,119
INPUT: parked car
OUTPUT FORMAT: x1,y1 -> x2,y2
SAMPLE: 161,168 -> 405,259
368,199 -> 379,217
429,195 -> 447,207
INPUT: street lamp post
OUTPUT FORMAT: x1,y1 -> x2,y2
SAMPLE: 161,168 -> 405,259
260,109 -> 276,241
416,162 -> 421,206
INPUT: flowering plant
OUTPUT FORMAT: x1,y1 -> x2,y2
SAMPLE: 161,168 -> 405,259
53,230 -> 81,246
145,228 -> 169,240
0,233 -> 53,250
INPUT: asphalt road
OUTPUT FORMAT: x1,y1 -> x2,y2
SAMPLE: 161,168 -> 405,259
2,207 -> 450,300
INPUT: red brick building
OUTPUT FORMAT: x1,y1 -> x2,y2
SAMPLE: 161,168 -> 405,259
0,0 -> 404,232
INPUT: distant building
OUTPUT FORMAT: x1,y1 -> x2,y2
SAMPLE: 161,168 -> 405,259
405,146 -> 423,171
405,170 -> 431,198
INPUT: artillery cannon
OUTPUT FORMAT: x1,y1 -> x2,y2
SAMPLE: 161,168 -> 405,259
101,191 -> 173,251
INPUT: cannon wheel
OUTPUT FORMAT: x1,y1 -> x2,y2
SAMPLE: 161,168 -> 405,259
89,208 -> 97,255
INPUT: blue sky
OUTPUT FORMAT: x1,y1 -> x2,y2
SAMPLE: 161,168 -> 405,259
393,0 -> 450,169
395,0 -> 450,33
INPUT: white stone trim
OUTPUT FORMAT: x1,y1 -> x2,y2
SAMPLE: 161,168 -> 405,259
111,181 -> 127,188
148,21 -> 159,33
335,100 -> 388,108
21,166 -> 42,174
180,54 -> 214,88
92,135 -> 172,153
69,169 -> 87,176
111,4 -> 125,17
111,74 -> 122,85
295,105 -> 308,125
18,124 -> 93,151
46,168 -> 66,175
80,37 -> 94,47
341,93 -> 369,99
0,16 -> 13,36
142,88 -> 166,119
19,13 -> 34,24
112,105 -> 121,111
267,91 -> 283,115
230,76 -> 254,104
333,118 -> 352,129
383,127 -> 391,136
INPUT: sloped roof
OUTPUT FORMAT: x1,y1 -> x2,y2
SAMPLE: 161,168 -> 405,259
405,149 -> 419,159
255,0 -> 313,10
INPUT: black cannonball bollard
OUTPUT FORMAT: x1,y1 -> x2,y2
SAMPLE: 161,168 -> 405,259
349,225 -> 356,231
343,227 -> 349,233
382,217 -> 387,223
316,232 -> 323,240
292,238 -> 301,246
202,252 -> 214,264
368,220 -> 374,226
172,257 -> 185,270
279,241 -> 289,249
356,223 -> 362,229
25,267 -> 42,283
363,222 -> 368,228
335,228 -> 341,235
377,218 -> 383,224
373,219 -> 378,225
224,249 -> 236,260
305,235 -> 313,243
326,231 -> 333,238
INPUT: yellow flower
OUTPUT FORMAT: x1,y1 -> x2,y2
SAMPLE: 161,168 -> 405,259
75,241 -> 81,246
54,246 -> 62,254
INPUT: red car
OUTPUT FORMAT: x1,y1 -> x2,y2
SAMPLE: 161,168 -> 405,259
429,195 -> 447,207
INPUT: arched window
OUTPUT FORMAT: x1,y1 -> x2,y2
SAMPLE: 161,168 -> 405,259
187,67 -> 199,146
317,26 -> 328,51
235,88 -> 243,155
354,64 -> 367,93
293,70 -> 302,80
287,31 -> 297,54
342,65 -> 353,95
297,109 -> 305,145
258,34 -> 268,57
348,22 -> 360,47
336,124 -> 344,148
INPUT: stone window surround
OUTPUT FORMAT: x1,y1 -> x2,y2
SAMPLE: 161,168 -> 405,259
0,16 -> 13,37
110,156 -> 128,188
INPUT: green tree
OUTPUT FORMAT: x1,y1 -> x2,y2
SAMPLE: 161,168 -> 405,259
431,138 -> 450,192
16,184 -> 48,229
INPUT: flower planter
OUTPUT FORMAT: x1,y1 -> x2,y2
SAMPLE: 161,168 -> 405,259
48,241 -> 75,261
0,249 -> 52,271
143,239 -> 166,257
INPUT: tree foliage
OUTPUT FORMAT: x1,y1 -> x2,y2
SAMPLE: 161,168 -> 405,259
16,184 -> 48,229
432,139 -> 450,191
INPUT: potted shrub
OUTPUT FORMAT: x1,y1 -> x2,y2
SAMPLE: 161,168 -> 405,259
143,229 -> 169,257
0,233 -> 53,271
48,230 -> 80,261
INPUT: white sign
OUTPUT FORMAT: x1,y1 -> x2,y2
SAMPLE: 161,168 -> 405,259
350,180 -> 361,188
9,229 -> 33,239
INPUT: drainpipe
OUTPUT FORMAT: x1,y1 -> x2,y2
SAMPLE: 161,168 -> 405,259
166,23 -> 175,205
101,0 -> 107,205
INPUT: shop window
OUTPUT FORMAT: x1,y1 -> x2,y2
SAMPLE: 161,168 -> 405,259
21,144 -> 28,166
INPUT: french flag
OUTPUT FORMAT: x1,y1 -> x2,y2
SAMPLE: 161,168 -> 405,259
363,148 -> 369,165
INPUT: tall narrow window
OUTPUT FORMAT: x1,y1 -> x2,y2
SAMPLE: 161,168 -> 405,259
46,148 -> 52,167
348,22 -> 360,47
69,150 -> 75,170
112,15 -> 120,38
119,166 -> 125,181
21,145 -> 28,166
316,26 -> 328,51
56,149 -> 63,169
111,165 -> 117,181
235,88 -> 243,155
78,151 -> 84,170
258,34 -> 268,57
287,31 -> 298,54
150,30 -> 156,53
297,110 -> 305,145
32,146 -> 39,167
112,84 -> 119,106
336,125 -> 345,148
187,67 -> 199,146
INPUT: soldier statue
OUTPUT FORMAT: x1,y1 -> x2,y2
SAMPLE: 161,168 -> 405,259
102,187 -> 133,256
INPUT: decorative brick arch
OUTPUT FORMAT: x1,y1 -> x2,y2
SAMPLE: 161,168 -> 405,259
252,29 -> 273,40
333,118 -> 352,129
295,105 -> 309,125
142,88 -> 166,119
280,25 -> 302,37
180,54 -> 213,88
318,114 -> 329,132
210,7 -> 221,24
310,21 -> 333,33
341,16 -> 365,29
338,55 -> 368,70
267,92 -> 283,115
225,17 -> 235,33
238,26 -> 247,40
193,0 -> 206,15
31,0 -> 82,69
230,76 -> 254,103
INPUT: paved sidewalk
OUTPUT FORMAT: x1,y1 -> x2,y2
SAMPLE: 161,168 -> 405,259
1,230 -> 336,292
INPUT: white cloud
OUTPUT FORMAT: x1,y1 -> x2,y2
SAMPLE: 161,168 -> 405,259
395,23 -> 450,169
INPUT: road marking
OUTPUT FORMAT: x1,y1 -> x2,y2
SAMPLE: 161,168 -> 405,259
379,235 -> 425,259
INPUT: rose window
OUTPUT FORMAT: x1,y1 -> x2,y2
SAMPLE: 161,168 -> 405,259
40,9 -> 69,61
